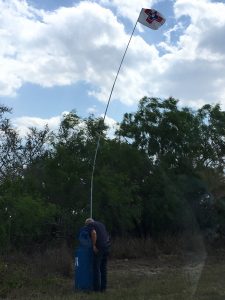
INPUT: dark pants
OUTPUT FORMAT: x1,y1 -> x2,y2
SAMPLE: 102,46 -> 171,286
93,247 -> 109,292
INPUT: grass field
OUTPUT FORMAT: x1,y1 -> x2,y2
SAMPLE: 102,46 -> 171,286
1,247 -> 225,300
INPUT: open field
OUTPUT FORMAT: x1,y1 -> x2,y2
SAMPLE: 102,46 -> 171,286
1,248 -> 225,300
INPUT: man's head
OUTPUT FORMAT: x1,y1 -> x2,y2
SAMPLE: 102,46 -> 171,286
85,218 -> 94,225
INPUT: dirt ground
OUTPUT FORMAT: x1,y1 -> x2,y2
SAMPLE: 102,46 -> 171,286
1,248 -> 225,299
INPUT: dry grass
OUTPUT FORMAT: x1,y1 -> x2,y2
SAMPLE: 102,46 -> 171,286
1,238 -> 225,299
110,232 -> 206,259
110,237 -> 158,259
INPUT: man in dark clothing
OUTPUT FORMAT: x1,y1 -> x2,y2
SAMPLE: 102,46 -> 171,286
85,218 -> 110,292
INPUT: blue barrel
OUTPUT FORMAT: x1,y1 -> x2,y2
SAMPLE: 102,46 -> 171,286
74,246 -> 93,291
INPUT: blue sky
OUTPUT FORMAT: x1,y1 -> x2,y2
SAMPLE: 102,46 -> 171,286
1,0 -> 225,135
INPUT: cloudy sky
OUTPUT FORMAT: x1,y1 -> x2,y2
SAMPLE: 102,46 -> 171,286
1,0 -> 225,134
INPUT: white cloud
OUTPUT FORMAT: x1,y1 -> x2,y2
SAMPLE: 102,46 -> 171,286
97,0 -> 160,24
1,0 -> 225,112
12,111 -> 118,140
12,112 -> 68,136
101,114 -> 119,138
87,106 -> 98,115
0,1 -> 126,95
0,0 -> 163,105
155,0 -> 225,108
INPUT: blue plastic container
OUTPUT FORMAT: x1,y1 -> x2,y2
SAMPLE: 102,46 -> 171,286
74,246 -> 93,291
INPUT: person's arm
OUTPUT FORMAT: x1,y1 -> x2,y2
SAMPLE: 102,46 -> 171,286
91,229 -> 98,253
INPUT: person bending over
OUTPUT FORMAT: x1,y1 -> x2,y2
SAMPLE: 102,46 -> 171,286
85,218 -> 110,292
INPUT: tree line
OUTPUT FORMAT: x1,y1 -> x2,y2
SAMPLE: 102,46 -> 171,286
1,97 -> 225,251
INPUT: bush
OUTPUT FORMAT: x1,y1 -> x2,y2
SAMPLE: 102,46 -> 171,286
0,194 -> 58,249
110,237 -> 158,259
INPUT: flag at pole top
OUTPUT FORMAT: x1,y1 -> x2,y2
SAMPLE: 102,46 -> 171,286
138,8 -> 166,30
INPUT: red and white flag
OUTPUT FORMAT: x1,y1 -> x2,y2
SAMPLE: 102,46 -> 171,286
138,8 -> 166,30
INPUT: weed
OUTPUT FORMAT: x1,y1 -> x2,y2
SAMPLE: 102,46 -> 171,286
1,239 -> 225,299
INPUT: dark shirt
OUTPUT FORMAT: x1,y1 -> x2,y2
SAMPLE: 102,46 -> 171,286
87,221 -> 109,250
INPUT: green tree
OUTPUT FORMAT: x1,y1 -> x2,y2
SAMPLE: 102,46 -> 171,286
116,97 -> 225,235
197,104 -> 225,168
117,97 -> 202,171
91,139 -> 150,236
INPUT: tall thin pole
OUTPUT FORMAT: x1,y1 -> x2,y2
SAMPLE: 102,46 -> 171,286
90,17 -> 139,218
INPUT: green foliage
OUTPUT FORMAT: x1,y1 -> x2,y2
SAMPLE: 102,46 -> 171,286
92,140 -> 149,236
1,98 -> 225,250
118,97 -> 201,170
140,170 -> 184,236
0,192 -> 58,248
0,223 -> 8,251
12,195 -> 57,245
117,97 -> 225,236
